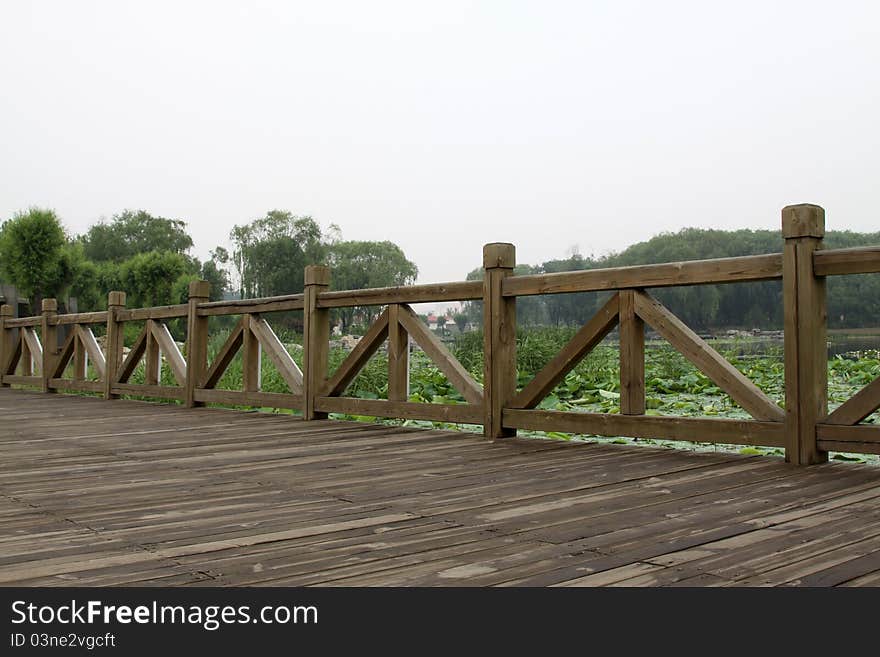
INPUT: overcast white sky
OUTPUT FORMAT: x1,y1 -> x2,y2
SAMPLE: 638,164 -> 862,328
1,1 -> 878,285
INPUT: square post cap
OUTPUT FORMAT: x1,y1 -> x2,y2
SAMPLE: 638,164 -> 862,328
42,298 -> 58,313
782,204 -> 825,239
107,291 -> 127,307
483,243 -> 516,269
188,280 -> 211,299
0,304 -> 12,317
305,265 -> 331,286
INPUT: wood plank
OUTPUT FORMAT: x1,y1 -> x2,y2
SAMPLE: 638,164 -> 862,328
49,379 -> 104,393
398,304 -> 484,406
54,311 -> 108,325
619,289 -> 645,415
21,328 -> 43,376
202,318 -> 245,389
510,293 -> 619,410
242,315 -> 261,393
115,325 -> 148,384
303,266 -> 330,420
110,383 -> 185,400
115,305 -> 188,322
197,294 -> 305,316
315,396 -> 483,424
3,375 -> 41,386
503,409 -> 785,446
634,291 -> 784,422
817,424 -> 880,454
249,316 -> 303,393
73,329 -> 86,380
813,246 -> 880,276
316,281 -> 482,309
194,389 -> 303,409
482,243 -> 516,439
323,308 -> 390,397
825,376 -> 880,426
50,329 -> 77,379
387,305 -> 409,402
144,320 -> 161,386
149,322 -> 186,386
3,317 -> 42,328
503,253 -> 783,297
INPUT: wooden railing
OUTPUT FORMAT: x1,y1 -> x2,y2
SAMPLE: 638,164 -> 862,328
2,203 -> 880,465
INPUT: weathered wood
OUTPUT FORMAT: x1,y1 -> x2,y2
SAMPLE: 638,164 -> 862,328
202,318 -> 245,389
149,322 -> 186,386
387,305 -> 409,402
115,304 -> 190,322
77,325 -> 106,380
185,281 -> 210,407
315,397 -> 484,424
48,378 -> 104,393
0,305 -> 11,386
398,304 -> 484,406
242,315 -> 261,393
783,204 -> 828,465
482,244 -> 516,438
3,375 -> 41,387
634,291 -> 785,422
194,388 -> 303,408
50,328 -> 77,379
104,291 -> 126,400
197,294 -> 305,316
503,409 -> 785,447
144,320 -> 161,386
825,377 -> 880,426
814,246 -> 880,277
323,308 -> 390,397
816,423 -> 880,445
73,328 -> 87,381
249,316 -> 303,393
510,294 -> 620,410
619,290 -> 645,415
110,383 -> 186,400
303,265 -> 331,420
503,253 -> 784,298
115,325 -> 148,384
2,316 -> 42,328
22,327 -> 43,378
317,281 -> 482,309
54,311 -> 108,325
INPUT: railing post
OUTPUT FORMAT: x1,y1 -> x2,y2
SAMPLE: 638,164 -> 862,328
483,243 -> 517,439
783,203 -> 828,465
0,304 -> 12,387
104,291 -> 126,400
619,289 -> 645,415
387,304 -> 409,402
303,265 -> 330,420
185,281 -> 210,408
41,299 -> 58,393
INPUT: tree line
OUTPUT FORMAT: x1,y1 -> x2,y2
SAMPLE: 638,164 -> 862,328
0,208 -> 418,328
463,227 -> 880,330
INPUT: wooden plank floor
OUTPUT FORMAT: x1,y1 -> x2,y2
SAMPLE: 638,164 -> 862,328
1,388 -> 880,587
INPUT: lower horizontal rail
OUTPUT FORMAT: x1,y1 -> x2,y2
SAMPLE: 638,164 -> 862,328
2,375 -> 42,387
817,423 -> 880,455
316,397 -> 484,424
49,379 -> 104,393
503,408 -> 785,447
111,384 -> 185,400
194,389 -> 303,409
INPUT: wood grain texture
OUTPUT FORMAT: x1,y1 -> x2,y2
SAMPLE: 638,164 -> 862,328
3,387 -> 879,587
813,246 -> 880,276
387,304 -> 409,402
323,308 -> 390,398
509,293 -> 619,410
503,253 -> 783,297
315,397 -> 483,423
316,281 -> 482,308
249,316 -> 303,393
825,376 -> 880,426
149,322 -> 186,386
619,290 -> 645,415
634,291 -> 784,422
202,318 -> 245,390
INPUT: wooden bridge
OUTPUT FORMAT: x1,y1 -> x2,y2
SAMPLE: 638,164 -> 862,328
2,203 -> 880,586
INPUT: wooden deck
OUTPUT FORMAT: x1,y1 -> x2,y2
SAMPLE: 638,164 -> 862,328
2,388 -> 880,587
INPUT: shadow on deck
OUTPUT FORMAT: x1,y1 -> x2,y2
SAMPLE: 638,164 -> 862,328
1,388 -> 879,587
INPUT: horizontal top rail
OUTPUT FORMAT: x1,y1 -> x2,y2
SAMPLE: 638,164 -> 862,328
3,316 -> 42,328
316,280 -> 482,308
814,246 -> 880,277
197,294 -> 305,316
116,304 -> 190,322
54,311 -> 108,325
503,253 -> 784,297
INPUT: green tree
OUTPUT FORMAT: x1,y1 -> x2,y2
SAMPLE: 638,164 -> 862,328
81,210 -> 194,262
328,240 -> 418,332
0,208 -> 74,313
118,251 -> 191,308
230,211 -> 327,298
